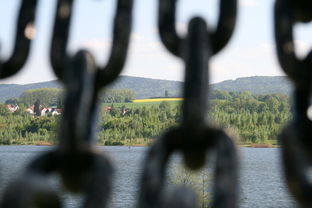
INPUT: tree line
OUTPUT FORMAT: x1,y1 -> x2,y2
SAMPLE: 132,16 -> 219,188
0,90 -> 291,145
5,88 -> 135,109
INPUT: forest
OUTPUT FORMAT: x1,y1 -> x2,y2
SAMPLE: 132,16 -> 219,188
4,88 -> 135,107
0,89 -> 291,146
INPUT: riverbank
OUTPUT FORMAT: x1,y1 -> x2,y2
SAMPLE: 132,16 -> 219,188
0,136 -> 279,148
0,141 -> 279,148
239,144 -> 279,148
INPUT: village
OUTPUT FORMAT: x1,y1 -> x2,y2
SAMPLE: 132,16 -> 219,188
6,103 -> 63,116
5,103 -> 131,117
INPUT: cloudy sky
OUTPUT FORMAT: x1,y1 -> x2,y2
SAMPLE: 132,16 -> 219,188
0,0 -> 311,84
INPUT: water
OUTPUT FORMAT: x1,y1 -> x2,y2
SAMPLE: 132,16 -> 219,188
0,146 -> 295,207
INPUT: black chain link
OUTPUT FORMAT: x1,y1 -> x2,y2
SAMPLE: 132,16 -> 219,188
0,0 -> 310,207
0,0 -> 39,78
274,0 -> 312,207
138,1 -> 238,207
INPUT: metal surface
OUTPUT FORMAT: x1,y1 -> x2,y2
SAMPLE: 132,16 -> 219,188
0,0 -> 310,207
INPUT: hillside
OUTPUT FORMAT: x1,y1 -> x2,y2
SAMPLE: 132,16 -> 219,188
0,76 -> 292,102
107,76 -> 182,98
0,76 -> 182,102
211,76 -> 292,95
0,81 -> 63,102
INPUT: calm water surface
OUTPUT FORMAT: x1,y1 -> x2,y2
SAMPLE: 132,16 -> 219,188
0,146 -> 295,207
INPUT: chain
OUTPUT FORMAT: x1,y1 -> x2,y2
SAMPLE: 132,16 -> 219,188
2,0 -> 311,207
274,0 -> 312,207
138,1 -> 238,208
0,0 -> 39,78
1,1 -> 133,207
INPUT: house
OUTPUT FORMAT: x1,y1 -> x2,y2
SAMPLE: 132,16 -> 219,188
41,108 -> 62,116
104,106 -> 112,112
26,104 -> 43,115
25,104 -> 63,116
6,104 -> 19,113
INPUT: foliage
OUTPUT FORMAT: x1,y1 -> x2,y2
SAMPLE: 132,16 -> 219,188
208,91 -> 291,143
0,104 -> 10,116
5,98 -> 19,105
19,88 -> 64,107
0,90 -> 291,145
101,89 -> 134,103
0,113 -> 59,145
97,101 -> 179,145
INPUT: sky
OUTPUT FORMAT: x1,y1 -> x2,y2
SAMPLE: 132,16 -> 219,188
0,0 -> 311,84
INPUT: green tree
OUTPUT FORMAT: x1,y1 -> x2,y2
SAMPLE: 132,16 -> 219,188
19,88 -> 63,106
0,103 -> 10,116
102,89 -> 134,103
34,99 -> 41,116
5,98 -> 19,105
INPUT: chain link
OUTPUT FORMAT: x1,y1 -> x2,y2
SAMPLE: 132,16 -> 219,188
0,0 -> 39,78
138,1 -> 238,207
274,0 -> 312,207
158,0 -> 237,57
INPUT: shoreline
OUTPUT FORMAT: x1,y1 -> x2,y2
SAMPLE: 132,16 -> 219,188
0,143 -> 280,148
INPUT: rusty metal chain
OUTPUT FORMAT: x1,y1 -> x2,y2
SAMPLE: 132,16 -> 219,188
274,0 -> 312,207
138,1 -> 238,208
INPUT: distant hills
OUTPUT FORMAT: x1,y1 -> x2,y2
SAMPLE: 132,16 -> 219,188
212,76 -> 292,95
0,76 -> 182,102
0,81 -> 63,102
0,75 -> 292,102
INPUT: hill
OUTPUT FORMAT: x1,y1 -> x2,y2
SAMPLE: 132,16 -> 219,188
0,76 -> 292,102
0,76 -> 182,102
107,76 -> 182,98
0,81 -> 63,102
211,76 -> 292,95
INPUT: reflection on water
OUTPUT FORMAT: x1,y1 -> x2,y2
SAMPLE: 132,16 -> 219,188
0,146 -> 295,207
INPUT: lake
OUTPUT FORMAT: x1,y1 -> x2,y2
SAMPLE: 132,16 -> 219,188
0,146 -> 296,207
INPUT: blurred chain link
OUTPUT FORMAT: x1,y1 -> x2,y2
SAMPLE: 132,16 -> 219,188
275,0 -> 312,207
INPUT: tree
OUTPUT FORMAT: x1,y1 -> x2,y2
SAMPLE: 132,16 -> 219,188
5,98 -> 19,105
14,104 -> 27,116
34,99 -> 41,116
0,103 -> 10,116
159,101 -> 171,110
19,88 -> 63,106
210,90 -> 231,100
102,89 -> 134,103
